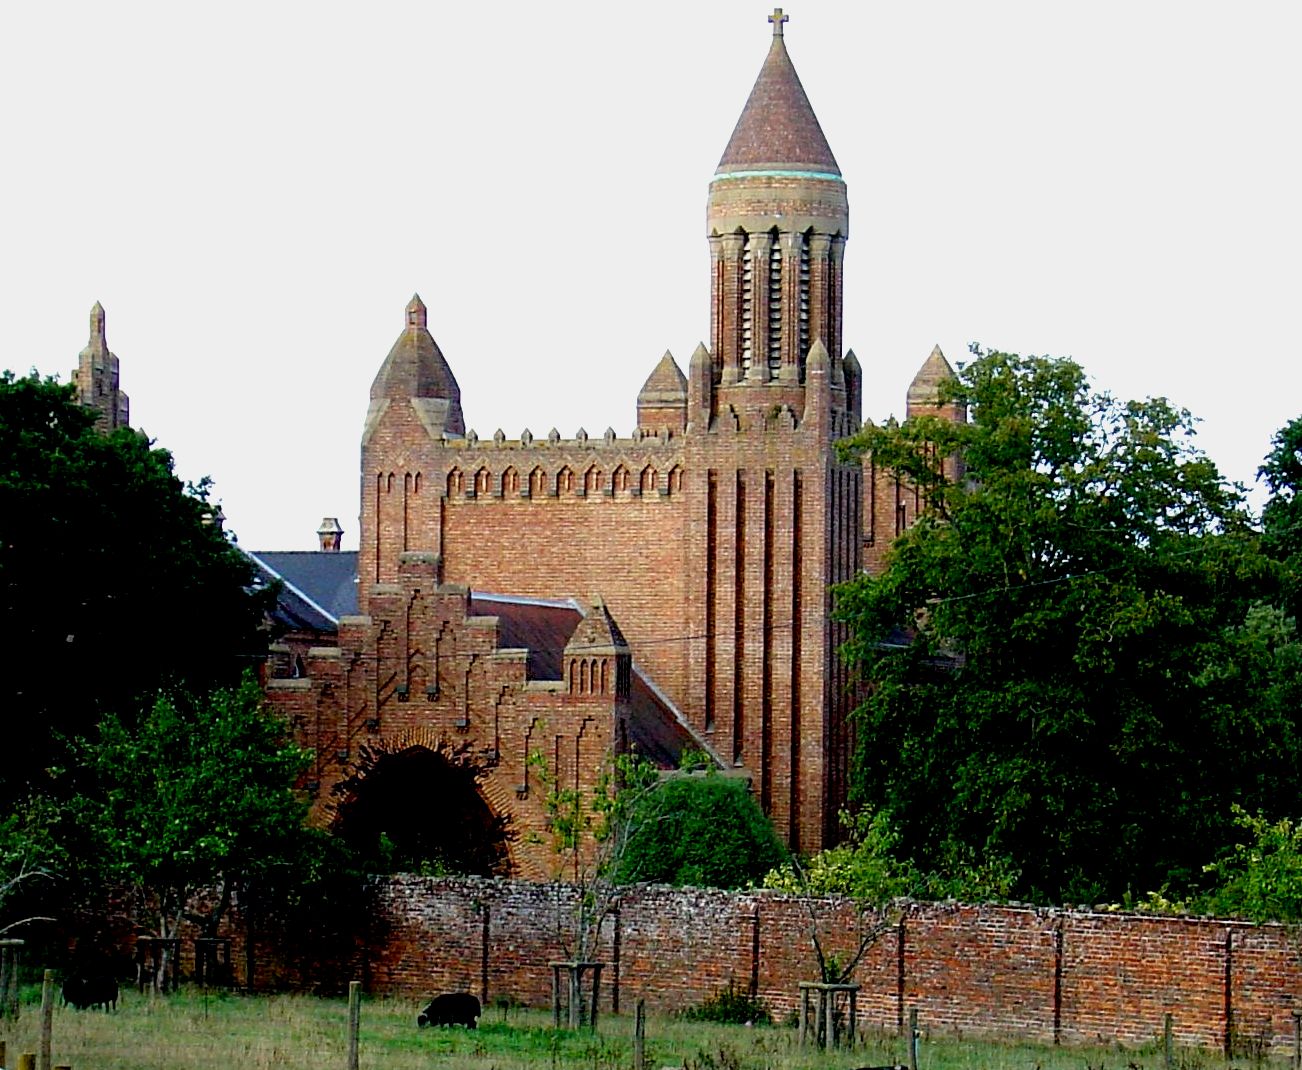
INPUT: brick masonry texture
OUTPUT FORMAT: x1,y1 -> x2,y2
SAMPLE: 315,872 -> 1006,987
241,876 -> 1302,1055
266,18 -> 970,876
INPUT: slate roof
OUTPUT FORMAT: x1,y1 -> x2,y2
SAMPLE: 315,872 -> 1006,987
246,550 -> 359,631
716,33 -> 839,176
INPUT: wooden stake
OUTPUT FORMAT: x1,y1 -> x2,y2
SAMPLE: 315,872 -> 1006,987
39,970 -> 54,1070
909,1007 -> 919,1070
633,998 -> 646,1070
1165,1012 -> 1174,1070
346,980 -> 361,1070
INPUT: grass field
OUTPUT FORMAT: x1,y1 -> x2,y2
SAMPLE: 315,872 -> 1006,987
0,987 -> 1290,1070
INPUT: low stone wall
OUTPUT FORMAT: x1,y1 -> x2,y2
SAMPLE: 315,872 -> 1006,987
295,876 -> 1301,1056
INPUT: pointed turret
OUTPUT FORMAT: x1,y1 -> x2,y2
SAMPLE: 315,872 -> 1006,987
686,342 -> 713,431
707,11 -> 848,406
636,350 -> 688,438
365,294 -> 465,441
843,348 -> 862,424
72,302 -> 129,431
566,598 -> 632,701
907,345 -> 958,410
802,337 -> 833,436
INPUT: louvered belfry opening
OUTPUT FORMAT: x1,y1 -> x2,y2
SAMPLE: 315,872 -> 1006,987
767,229 -> 783,378
798,231 -> 811,378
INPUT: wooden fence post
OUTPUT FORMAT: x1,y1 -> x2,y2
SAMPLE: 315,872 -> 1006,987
909,1007 -> 919,1070
0,939 -> 24,1021
1292,1010 -> 1301,1070
38,970 -> 54,1070
346,979 -> 361,1070
1164,1012 -> 1173,1070
633,998 -> 646,1070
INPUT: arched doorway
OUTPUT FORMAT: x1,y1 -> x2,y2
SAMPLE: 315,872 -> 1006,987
332,744 -> 512,876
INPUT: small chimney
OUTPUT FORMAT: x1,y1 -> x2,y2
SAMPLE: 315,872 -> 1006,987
317,517 -> 343,552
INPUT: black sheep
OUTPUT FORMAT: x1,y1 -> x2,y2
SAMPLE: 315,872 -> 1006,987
417,991 -> 480,1028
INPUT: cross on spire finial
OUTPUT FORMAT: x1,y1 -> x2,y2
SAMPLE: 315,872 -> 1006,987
768,7 -> 788,36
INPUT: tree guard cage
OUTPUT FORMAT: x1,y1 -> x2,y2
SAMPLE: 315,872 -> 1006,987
193,937 -> 233,988
549,961 -> 604,1030
798,981 -> 860,1049
133,936 -> 180,993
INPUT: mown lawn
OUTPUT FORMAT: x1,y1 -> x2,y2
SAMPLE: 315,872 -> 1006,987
0,987 -> 1289,1070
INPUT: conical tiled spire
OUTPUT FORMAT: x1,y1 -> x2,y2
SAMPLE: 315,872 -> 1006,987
716,14 -> 839,176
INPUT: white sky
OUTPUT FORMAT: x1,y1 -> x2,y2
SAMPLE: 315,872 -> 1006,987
2,1 -> 1298,551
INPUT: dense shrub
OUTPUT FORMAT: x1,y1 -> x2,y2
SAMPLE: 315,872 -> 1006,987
678,982 -> 771,1025
613,774 -> 787,889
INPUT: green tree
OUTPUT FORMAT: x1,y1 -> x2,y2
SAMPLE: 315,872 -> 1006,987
0,372 -> 274,802
1200,807 -> 1302,923
763,810 -> 909,984
1260,416 -> 1302,620
836,350 -> 1297,904
612,772 -> 787,889
1260,416 -> 1302,561
77,676 -> 312,984
0,796 -> 66,937
531,750 -> 659,966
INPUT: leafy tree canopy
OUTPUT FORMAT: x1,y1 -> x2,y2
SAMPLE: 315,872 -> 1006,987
76,675 -> 313,946
1200,807 -> 1302,924
836,350 -> 1299,905
1261,416 -> 1302,560
0,372 -> 275,801
613,772 -> 788,889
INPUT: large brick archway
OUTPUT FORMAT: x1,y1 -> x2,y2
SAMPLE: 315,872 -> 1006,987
329,730 -> 515,877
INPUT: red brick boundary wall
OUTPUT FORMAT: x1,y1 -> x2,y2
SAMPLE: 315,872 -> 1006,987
322,876 -> 1301,1055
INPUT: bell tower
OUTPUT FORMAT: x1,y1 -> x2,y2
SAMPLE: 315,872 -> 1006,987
707,8 -> 849,422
